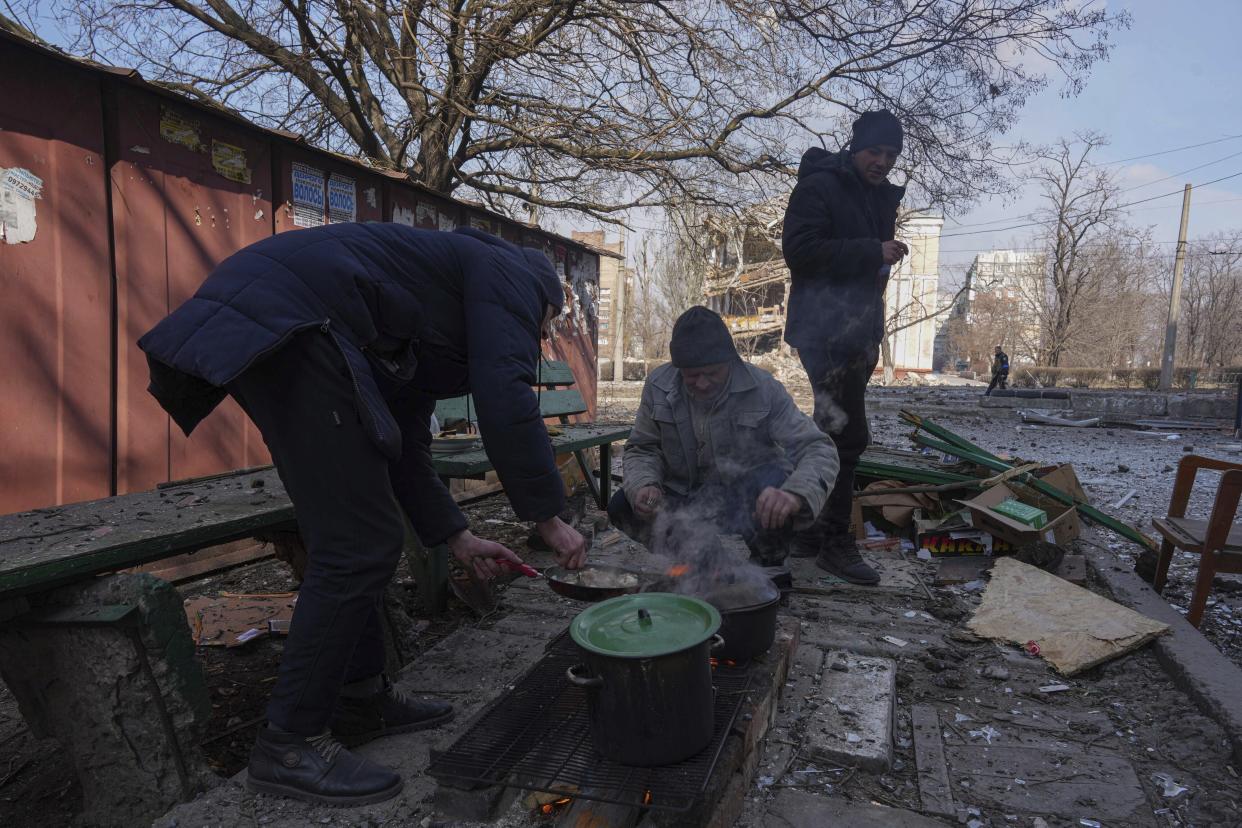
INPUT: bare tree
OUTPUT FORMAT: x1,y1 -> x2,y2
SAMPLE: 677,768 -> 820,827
1069,234 -> 1164,368
946,288 -> 1030,374
12,1 -> 1124,220
1031,133 -> 1122,366
1181,233 -> 1242,369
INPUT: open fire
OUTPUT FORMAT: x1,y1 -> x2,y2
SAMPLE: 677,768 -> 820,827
538,796 -> 572,816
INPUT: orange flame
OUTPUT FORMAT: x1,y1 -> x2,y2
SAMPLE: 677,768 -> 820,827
667,564 -> 690,577
643,790 -> 653,805
539,797 -> 573,815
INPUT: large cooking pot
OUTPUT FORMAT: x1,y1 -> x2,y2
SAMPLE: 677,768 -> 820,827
716,595 -> 780,662
567,593 -> 722,766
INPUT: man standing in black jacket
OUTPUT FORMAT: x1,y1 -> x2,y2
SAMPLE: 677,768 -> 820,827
781,110 -> 907,585
986,345 -> 1010,395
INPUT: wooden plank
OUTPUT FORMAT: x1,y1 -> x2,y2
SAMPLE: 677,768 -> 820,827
133,540 -> 272,583
911,705 -> 955,818
537,360 -> 576,387
431,426 -> 630,477
436,389 -> 588,424
0,469 -> 295,600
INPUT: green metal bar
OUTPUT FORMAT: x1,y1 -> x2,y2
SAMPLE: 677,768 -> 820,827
856,461 -> 976,487
910,429 -> 1158,551
900,409 -> 1004,462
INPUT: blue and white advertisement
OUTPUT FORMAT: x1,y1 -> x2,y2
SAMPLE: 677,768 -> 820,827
291,162 -> 324,227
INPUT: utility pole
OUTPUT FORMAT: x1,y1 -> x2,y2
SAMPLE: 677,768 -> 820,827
1159,184 -> 1192,391
611,232 -> 628,382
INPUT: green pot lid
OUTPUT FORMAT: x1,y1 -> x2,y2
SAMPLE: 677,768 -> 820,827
570,593 -> 721,659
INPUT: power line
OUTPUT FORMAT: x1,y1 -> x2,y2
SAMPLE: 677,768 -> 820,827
1119,148 -> 1242,194
939,169 -> 1242,239
1099,134 -> 1242,167
941,140 -> 1242,233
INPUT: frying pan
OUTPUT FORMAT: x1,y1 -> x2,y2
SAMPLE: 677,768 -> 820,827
543,564 -> 644,602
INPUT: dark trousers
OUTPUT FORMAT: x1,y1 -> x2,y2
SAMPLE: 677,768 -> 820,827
985,371 -> 1009,396
228,331 -> 406,735
798,343 -> 879,539
607,463 -> 791,563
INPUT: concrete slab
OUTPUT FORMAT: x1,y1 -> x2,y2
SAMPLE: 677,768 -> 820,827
803,650 -> 895,772
1084,545 -> 1242,765
762,789 -> 952,827
797,613 -> 952,660
944,743 -> 1151,823
788,554 -> 929,599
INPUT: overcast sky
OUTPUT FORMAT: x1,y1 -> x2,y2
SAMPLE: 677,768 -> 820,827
934,0 -> 1242,283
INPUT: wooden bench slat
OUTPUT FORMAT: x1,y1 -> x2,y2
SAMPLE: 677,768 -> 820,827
430,425 -> 630,476
436,389 -> 588,424
0,470 -> 295,601
536,360 -> 576,387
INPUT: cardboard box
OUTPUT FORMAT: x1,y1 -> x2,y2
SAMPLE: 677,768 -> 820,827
1037,464 -> 1089,503
960,481 -> 1081,547
914,511 -> 1014,558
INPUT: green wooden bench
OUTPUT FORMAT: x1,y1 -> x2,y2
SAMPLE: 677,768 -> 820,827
431,359 -> 629,510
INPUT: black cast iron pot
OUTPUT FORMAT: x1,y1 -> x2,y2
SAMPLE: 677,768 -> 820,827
567,594 -> 723,766
715,595 -> 780,662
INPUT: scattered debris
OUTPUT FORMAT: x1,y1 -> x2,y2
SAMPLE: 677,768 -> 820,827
1151,772 -> 1189,799
1019,410 -> 1101,428
1113,489 -> 1138,508
183,592 -> 296,647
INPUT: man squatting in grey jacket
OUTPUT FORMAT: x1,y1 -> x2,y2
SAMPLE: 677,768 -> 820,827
608,307 -> 839,564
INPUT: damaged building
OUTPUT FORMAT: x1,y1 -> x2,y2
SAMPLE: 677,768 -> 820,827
702,200 -> 944,375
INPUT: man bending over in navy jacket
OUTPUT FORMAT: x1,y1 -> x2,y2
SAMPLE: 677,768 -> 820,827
140,223 -> 588,806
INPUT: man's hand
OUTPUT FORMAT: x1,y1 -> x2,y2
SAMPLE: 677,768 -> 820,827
881,240 -> 909,265
536,516 -> 588,570
754,487 -> 804,530
633,485 -> 664,519
447,529 -> 523,580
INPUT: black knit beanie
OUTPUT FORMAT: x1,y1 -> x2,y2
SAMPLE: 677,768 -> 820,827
849,110 -> 903,153
669,307 -> 738,368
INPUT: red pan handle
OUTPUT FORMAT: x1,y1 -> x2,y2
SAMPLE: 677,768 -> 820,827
499,558 -> 540,578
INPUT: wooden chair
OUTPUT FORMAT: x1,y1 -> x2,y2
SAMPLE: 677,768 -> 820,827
1151,454 -> 1242,627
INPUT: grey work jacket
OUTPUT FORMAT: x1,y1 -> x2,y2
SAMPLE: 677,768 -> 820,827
622,361 -> 839,527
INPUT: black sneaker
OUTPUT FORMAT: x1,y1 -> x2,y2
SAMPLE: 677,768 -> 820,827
245,727 -> 402,806
815,536 -> 880,586
332,676 -> 455,748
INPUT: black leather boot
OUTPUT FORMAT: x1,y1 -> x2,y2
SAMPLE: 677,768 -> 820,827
815,535 -> 880,585
246,726 -> 402,806
332,675 -> 455,747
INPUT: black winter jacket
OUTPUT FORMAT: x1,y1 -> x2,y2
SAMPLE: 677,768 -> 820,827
138,223 -> 566,545
781,148 -> 904,349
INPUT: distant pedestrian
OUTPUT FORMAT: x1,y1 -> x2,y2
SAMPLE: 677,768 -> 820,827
781,109 -> 908,585
985,346 -> 1010,396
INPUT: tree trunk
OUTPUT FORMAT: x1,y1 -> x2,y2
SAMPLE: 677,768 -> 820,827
880,335 -> 896,385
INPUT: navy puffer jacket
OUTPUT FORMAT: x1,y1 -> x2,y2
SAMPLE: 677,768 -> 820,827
139,223 -> 565,544
781,148 -> 904,350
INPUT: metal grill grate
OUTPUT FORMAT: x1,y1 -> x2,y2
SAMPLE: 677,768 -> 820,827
427,629 -> 753,813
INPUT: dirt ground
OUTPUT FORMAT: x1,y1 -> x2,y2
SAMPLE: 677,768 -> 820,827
1,373 -> 1239,826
